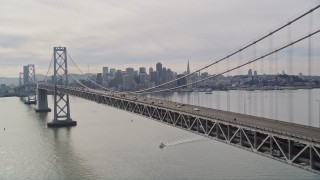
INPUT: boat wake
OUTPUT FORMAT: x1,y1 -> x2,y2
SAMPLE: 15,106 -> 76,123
159,137 -> 206,149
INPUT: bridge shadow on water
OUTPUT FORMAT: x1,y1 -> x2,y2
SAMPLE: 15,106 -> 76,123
23,98 -> 99,179
48,128 -> 98,179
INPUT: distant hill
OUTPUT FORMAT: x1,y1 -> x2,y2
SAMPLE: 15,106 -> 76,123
0,77 -> 19,86
0,74 -> 46,86
35,74 -> 46,81
0,73 -> 95,86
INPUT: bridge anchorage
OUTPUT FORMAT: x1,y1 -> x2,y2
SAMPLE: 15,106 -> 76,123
24,64 -> 37,105
47,47 -> 76,128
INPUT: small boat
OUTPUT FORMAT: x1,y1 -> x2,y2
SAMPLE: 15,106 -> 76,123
159,143 -> 166,149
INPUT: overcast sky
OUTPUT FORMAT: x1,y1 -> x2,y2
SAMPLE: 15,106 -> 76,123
0,0 -> 319,77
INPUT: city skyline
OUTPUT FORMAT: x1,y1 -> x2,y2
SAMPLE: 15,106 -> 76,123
1,0 -> 319,77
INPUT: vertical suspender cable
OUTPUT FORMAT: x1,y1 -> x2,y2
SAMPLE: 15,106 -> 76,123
227,57 -> 231,111
308,12 -> 313,126
216,61 -> 220,110
238,51 -> 242,114
269,35 -> 274,119
275,52 -> 279,120
261,52 -> 265,118
253,43 -> 258,116
287,24 -> 294,123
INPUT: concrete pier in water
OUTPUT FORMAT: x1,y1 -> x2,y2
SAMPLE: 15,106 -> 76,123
34,88 -> 51,112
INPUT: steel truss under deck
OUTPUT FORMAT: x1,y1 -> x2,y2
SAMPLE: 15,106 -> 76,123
38,84 -> 320,174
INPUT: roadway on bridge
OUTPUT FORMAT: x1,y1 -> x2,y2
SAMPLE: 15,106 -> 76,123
44,85 -> 320,144
116,92 -> 320,143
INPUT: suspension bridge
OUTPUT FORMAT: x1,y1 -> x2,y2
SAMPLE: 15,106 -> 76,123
14,4 -> 320,174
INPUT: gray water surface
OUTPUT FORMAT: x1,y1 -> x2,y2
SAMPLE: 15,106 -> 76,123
149,89 -> 320,127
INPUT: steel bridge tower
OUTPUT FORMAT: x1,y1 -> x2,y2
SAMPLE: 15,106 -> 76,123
19,72 -> 24,86
24,64 -> 37,104
17,72 -> 25,97
47,47 -> 77,127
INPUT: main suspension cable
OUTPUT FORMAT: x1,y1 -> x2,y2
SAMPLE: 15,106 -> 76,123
138,29 -> 320,94
134,4 -> 320,93
69,73 -> 94,90
67,53 -> 123,94
44,52 -> 54,82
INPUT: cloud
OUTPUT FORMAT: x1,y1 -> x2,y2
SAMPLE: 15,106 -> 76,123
0,0 -> 319,77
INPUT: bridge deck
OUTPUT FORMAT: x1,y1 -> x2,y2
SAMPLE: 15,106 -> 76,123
39,85 -> 320,143
138,95 -> 320,143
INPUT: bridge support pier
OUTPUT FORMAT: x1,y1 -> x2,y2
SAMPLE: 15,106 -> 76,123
47,119 -> 77,128
47,47 -> 76,128
34,88 -> 51,112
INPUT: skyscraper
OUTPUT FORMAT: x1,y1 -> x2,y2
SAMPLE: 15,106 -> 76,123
139,67 -> 146,74
139,73 -> 147,84
156,62 -> 162,75
149,67 -> 153,75
167,68 -> 173,82
110,68 -> 116,78
123,75 -> 135,90
115,70 -> 123,86
177,74 -> 186,86
102,67 -> 108,77
162,67 -> 167,83
126,67 -> 135,76
187,60 -> 190,74
186,60 -> 191,89
96,73 -> 103,85
248,69 -> 253,79
150,71 -> 159,85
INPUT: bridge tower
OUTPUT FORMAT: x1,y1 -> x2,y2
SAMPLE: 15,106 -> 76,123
19,72 -> 24,86
47,47 -> 77,127
24,64 -> 37,104
17,72 -> 25,97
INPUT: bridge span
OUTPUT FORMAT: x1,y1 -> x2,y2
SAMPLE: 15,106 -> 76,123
38,83 -> 320,174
